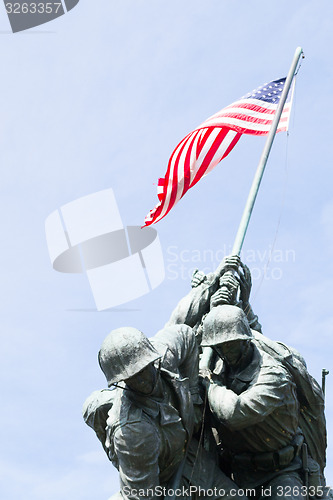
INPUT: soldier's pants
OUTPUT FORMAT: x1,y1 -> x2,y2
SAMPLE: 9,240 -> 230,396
178,438 -> 247,500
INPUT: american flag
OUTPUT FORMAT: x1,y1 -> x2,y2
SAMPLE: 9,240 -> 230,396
144,77 -> 295,227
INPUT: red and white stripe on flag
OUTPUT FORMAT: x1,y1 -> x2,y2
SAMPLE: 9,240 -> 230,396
144,77 -> 294,226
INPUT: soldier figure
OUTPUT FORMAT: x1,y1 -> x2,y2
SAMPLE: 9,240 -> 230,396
84,324 -> 248,500
200,304 -> 326,499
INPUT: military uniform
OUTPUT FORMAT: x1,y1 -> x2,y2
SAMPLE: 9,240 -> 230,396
207,344 -> 304,491
201,306 -> 307,500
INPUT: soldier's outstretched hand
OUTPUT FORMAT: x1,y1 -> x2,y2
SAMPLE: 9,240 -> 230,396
191,268 -> 207,288
199,367 -> 213,390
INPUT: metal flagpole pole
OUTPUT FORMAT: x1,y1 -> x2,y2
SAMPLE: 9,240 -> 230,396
232,46 -> 304,256
200,47 -> 304,371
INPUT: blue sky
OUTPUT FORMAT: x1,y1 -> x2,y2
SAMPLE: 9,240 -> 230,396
0,1 -> 332,498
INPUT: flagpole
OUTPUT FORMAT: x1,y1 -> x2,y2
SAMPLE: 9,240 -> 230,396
200,47 -> 303,371
232,46 -> 303,256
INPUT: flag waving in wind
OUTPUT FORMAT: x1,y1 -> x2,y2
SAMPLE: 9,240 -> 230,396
144,77 -> 295,227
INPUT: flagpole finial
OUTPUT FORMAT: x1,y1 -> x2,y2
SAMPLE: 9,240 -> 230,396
295,47 -> 305,64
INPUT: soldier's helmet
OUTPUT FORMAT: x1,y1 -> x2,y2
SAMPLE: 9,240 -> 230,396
98,327 -> 161,386
201,305 -> 253,347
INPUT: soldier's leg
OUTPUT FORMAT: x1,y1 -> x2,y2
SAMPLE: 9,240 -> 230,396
181,439 -> 247,500
258,472 -> 304,500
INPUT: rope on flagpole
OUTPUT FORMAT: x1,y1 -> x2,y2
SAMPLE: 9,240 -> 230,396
248,64 -> 299,302
252,131 -> 290,301
200,47 -> 304,370
231,46 -> 304,257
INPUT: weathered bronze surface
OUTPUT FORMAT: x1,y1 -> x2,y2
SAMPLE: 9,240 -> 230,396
83,256 -> 327,499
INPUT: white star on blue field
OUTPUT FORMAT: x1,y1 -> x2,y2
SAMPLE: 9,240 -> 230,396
243,78 -> 286,103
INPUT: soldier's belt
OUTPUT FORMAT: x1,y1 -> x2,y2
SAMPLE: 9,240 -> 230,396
232,437 -> 303,472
